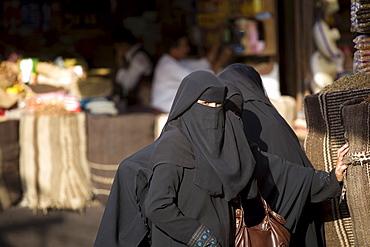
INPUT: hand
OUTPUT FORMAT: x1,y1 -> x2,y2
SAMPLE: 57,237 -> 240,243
335,143 -> 349,182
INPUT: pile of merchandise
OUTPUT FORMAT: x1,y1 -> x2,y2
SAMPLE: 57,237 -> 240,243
0,59 -> 82,119
351,0 -> 370,33
352,1 -> 370,74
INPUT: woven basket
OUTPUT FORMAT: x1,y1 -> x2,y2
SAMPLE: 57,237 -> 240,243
86,113 -> 156,205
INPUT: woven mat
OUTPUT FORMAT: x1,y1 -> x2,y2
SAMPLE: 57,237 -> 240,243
304,88 -> 370,247
19,112 -> 93,211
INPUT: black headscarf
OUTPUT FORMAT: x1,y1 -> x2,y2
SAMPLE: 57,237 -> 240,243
218,64 -> 325,247
150,70 -> 256,201
224,82 -> 244,116
218,63 -> 313,168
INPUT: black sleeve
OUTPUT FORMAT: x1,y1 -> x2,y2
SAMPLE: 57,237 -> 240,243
310,169 -> 342,203
145,164 -> 220,246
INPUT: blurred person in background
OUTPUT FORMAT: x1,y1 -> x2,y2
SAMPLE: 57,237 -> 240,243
112,28 -> 153,110
150,28 -> 232,113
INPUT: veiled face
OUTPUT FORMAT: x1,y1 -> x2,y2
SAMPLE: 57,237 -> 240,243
197,100 -> 223,108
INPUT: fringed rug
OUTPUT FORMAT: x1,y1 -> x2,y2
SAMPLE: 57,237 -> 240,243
0,120 -> 22,211
86,113 -> 156,205
341,97 -> 370,247
304,88 -> 370,247
19,112 -> 93,211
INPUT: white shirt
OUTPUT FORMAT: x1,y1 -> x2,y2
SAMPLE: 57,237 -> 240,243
115,44 -> 153,95
150,54 -> 211,113
260,62 -> 281,100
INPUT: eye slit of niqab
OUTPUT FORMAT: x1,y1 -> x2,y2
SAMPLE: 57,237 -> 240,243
197,99 -> 223,108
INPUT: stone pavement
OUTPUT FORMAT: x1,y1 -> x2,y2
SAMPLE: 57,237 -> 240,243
0,201 -> 105,247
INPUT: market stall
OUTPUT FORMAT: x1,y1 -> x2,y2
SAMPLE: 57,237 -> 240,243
0,57 -> 113,211
0,52 -> 166,212
0,58 -> 93,211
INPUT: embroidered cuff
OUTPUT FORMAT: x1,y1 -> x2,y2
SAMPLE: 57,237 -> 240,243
187,224 -> 220,247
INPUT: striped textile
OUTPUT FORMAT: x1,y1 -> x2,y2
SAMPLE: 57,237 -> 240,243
86,113 -> 156,205
304,88 -> 370,247
19,112 -> 93,211
341,98 -> 370,247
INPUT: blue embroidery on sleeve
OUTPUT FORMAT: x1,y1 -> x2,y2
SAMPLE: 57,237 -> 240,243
190,226 -> 218,247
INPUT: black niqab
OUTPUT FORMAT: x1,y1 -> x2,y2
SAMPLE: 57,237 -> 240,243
150,70 -> 256,201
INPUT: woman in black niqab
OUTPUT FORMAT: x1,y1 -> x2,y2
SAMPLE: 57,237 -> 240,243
145,70 -> 257,246
218,63 -> 336,247
150,70 -> 256,201
94,70 -> 257,247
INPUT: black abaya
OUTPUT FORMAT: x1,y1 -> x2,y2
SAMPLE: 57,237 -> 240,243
218,63 -> 339,247
146,70 -> 257,246
94,143 -> 154,247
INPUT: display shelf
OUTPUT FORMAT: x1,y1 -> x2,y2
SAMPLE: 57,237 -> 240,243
196,0 -> 277,57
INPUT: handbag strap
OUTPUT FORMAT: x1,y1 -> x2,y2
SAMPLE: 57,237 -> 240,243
236,191 -> 287,225
260,197 -> 286,225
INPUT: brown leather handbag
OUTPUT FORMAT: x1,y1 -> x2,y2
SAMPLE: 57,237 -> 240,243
235,197 -> 290,247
